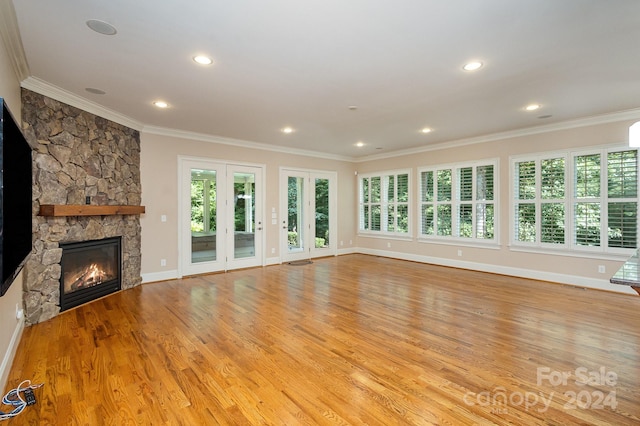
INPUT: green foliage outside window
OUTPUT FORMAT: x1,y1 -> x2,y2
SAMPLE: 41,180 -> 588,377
514,149 -> 638,251
191,179 -> 216,233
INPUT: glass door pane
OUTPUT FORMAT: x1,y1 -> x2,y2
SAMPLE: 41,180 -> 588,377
314,178 -> 329,248
288,176 -> 305,253
191,169 -> 217,263
181,158 -> 225,277
233,172 -> 256,259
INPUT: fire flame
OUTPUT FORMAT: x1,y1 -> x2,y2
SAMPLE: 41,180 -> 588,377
86,263 -> 105,284
66,263 -> 109,293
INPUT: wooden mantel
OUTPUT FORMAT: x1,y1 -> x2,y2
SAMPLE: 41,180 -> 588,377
39,204 -> 146,217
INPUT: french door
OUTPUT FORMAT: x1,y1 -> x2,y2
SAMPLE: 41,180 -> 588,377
280,168 -> 337,262
226,164 -> 264,270
179,158 -> 263,276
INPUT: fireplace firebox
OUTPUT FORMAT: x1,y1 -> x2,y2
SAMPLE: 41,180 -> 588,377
59,237 -> 122,311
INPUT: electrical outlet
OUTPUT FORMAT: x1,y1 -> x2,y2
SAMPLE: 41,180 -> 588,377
340,241 -> 344,246
161,259 -> 167,267
15,303 -> 23,320
598,265 -> 606,274
387,242 -> 391,248
271,247 -> 275,254
457,249 -> 463,257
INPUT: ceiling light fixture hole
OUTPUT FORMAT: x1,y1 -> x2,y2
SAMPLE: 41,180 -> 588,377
86,19 -> 117,36
463,61 -> 483,71
193,55 -> 213,65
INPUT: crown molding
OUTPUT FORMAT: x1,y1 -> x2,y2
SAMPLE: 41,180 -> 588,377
19,76 -> 640,164
142,125 -> 354,162
20,76 -> 144,131
0,0 -> 29,81
355,107 -> 640,163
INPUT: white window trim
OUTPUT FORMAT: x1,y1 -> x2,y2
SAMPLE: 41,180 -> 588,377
417,158 -> 499,246
510,144 -> 638,256
358,168 -> 412,238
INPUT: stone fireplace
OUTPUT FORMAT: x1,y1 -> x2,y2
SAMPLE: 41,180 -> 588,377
21,89 -> 143,325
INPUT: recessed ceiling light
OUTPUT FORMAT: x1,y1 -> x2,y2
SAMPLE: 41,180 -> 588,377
421,127 -> 432,134
193,55 -> 213,65
153,101 -> 169,109
86,19 -> 117,36
525,104 -> 541,111
85,87 -> 106,95
281,127 -> 294,134
355,141 -> 365,147
463,61 -> 483,71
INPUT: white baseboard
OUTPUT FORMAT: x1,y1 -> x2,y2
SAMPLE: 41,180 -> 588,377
265,257 -> 281,266
142,269 -> 179,284
337,247 -> 357,256
0,317 -> 24,392
356,248 -> 636,295
141,249 -> 632,295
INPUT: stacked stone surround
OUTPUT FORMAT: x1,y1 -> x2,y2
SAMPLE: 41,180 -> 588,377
21,89 -> 143,325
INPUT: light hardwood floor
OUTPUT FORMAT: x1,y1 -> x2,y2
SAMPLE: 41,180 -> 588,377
5,254 -> 640,425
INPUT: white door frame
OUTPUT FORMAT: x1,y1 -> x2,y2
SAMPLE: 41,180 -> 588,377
279,167 -> 337,263
178,156 -> 265,277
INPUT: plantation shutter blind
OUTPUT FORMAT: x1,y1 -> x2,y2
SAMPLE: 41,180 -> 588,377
515,161 -> 536,242
574,154 -> 601,247
607,150 -> 638,248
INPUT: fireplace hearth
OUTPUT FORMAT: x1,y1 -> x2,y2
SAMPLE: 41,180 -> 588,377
60,237 -> 122,311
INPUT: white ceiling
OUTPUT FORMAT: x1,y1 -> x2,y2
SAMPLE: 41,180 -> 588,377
10,0 -> 640,159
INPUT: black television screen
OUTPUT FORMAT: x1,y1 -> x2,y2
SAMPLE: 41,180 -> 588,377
0,98 -> 33,296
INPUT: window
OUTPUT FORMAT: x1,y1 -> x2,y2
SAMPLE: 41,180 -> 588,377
419,160 -> 497,243
359,170 -> 410,236
514,157 -> 566,245
512,147 -> 638,254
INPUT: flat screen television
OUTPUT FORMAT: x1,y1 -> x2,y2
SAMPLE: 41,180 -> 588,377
0,97 -> 33,296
